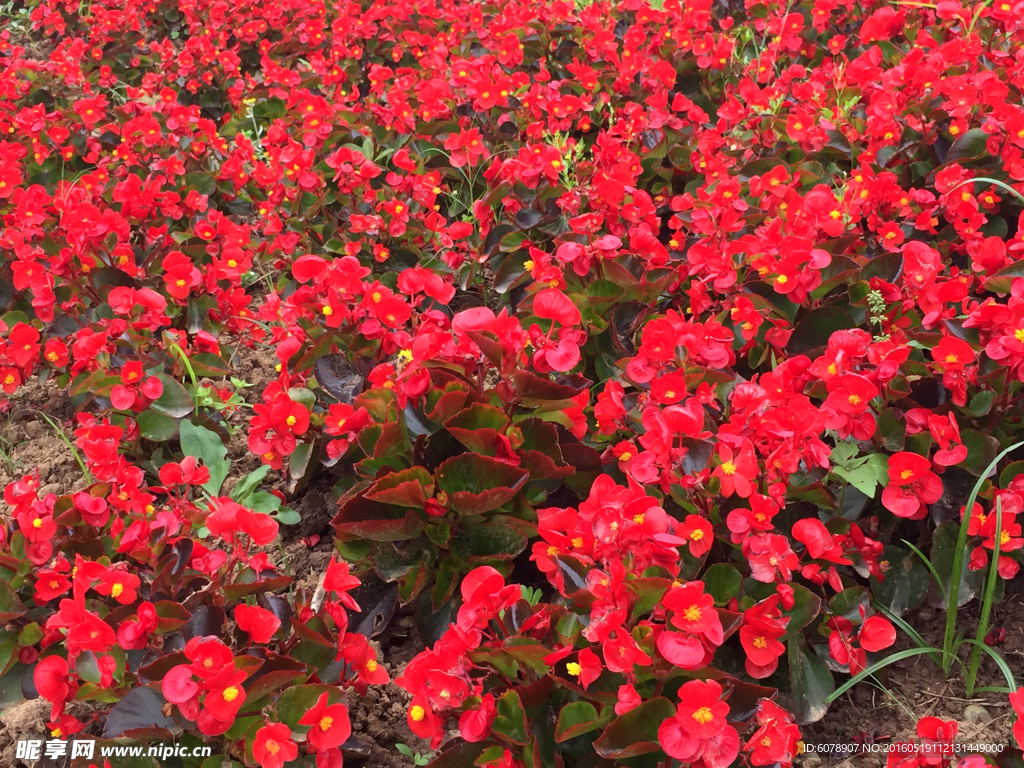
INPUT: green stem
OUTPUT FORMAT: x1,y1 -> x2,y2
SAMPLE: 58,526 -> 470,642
35,412 -> 93,483
942,441 -> 1024,673
170,343 -> 201,412
947,177 -> 1024,206
965,495 -> 1003,696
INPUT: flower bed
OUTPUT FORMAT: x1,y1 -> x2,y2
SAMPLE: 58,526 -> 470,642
3,0 -> 1024,765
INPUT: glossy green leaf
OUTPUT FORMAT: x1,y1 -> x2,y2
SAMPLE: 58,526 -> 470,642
150,374 -> 194,419
137,410 -> 179,441
788,635 -> 834,725
593,696 -> 676,759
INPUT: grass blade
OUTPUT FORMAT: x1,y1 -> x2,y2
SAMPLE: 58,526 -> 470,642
827,648 -> 938,703
942,441 -> 1024,673
966,496 -> 1003,696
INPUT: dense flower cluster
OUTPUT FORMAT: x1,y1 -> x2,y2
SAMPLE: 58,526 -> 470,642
4,0 -> 1024,762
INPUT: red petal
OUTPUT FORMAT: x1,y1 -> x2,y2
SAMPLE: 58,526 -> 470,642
859,615 -> 897,652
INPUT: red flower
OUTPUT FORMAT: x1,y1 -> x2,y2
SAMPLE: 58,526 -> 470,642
34,655 -> 72,719
234,604 -> 281,644
882,452 -> 942,520
565,647 -> 603,690
713,439 -> 758,498
161,251 -> 202,300
162,665 -> 199,705
407,695 -> 443,746
860,615 -> 897,651
299,692 -> 352,751
931,336 -> 975,371
1010,688 -> 1024,747
533,288 -> 581,326
185,637 -> 233,679
96,570 -> 140,604
678,514 -> 713,557
744,700 -> 801,766
663,582 -> 720,636
253,723 -> 298,768
659,680 -> 739,768
67,612 -> 116,655
459,694 -> 496,742
203,670 -> 248,722
740,599 -> 788,678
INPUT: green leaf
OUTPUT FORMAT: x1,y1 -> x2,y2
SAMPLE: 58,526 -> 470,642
830,441 -> 859,469
555,701 -> 607,743
449,522 -> 527,561
829,586 -> 871,622
366,466 -> 434,507
785,307 -> 856,356
931,518 -> 985,608
833,453 -> 889,498
492,690 -> 529,745
276,684 -> 337,728
189,352 -> 230,377
0,578 -> 27,621
871,546 -> 930,617
231,465 -> 271,504
435,454 -> 529,515
1000,460 -> 1024,488
593,697 -> 676,759
788,635 -> 835,724
272,507 -> 301,525
945,128 -> 989,163
702,563 -> 742,606
179,420 -> 230,495
961,429 -> 1000,476
985,260 -> 1024,294
877,408 -> 906,451
137,410 -> 179,441
782,584 -> 822,641
150,374 -> 194,419
182,172 -> 216,197
965,390 -> 996,418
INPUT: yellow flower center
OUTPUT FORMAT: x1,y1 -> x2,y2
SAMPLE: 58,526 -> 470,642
690,529 -> 704,541
223,687 -> 239,702
848,394 -> 861,405
265,740 -> 280,755
1015,328 -> 1024,343
692,706 -> 714,725
900,469 -> 914,480
286,415 -> 297,426
410,705 -> 425,722
753,636 -> 767,649
633,514 -> 645,524
776,275 -> 789,285
111,583 -> 124,597
319,716 -> 333,731
721,461 -> 737,475
33,518 -> 42,528
566,662 -> 582,677
683,605 -> 702,622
